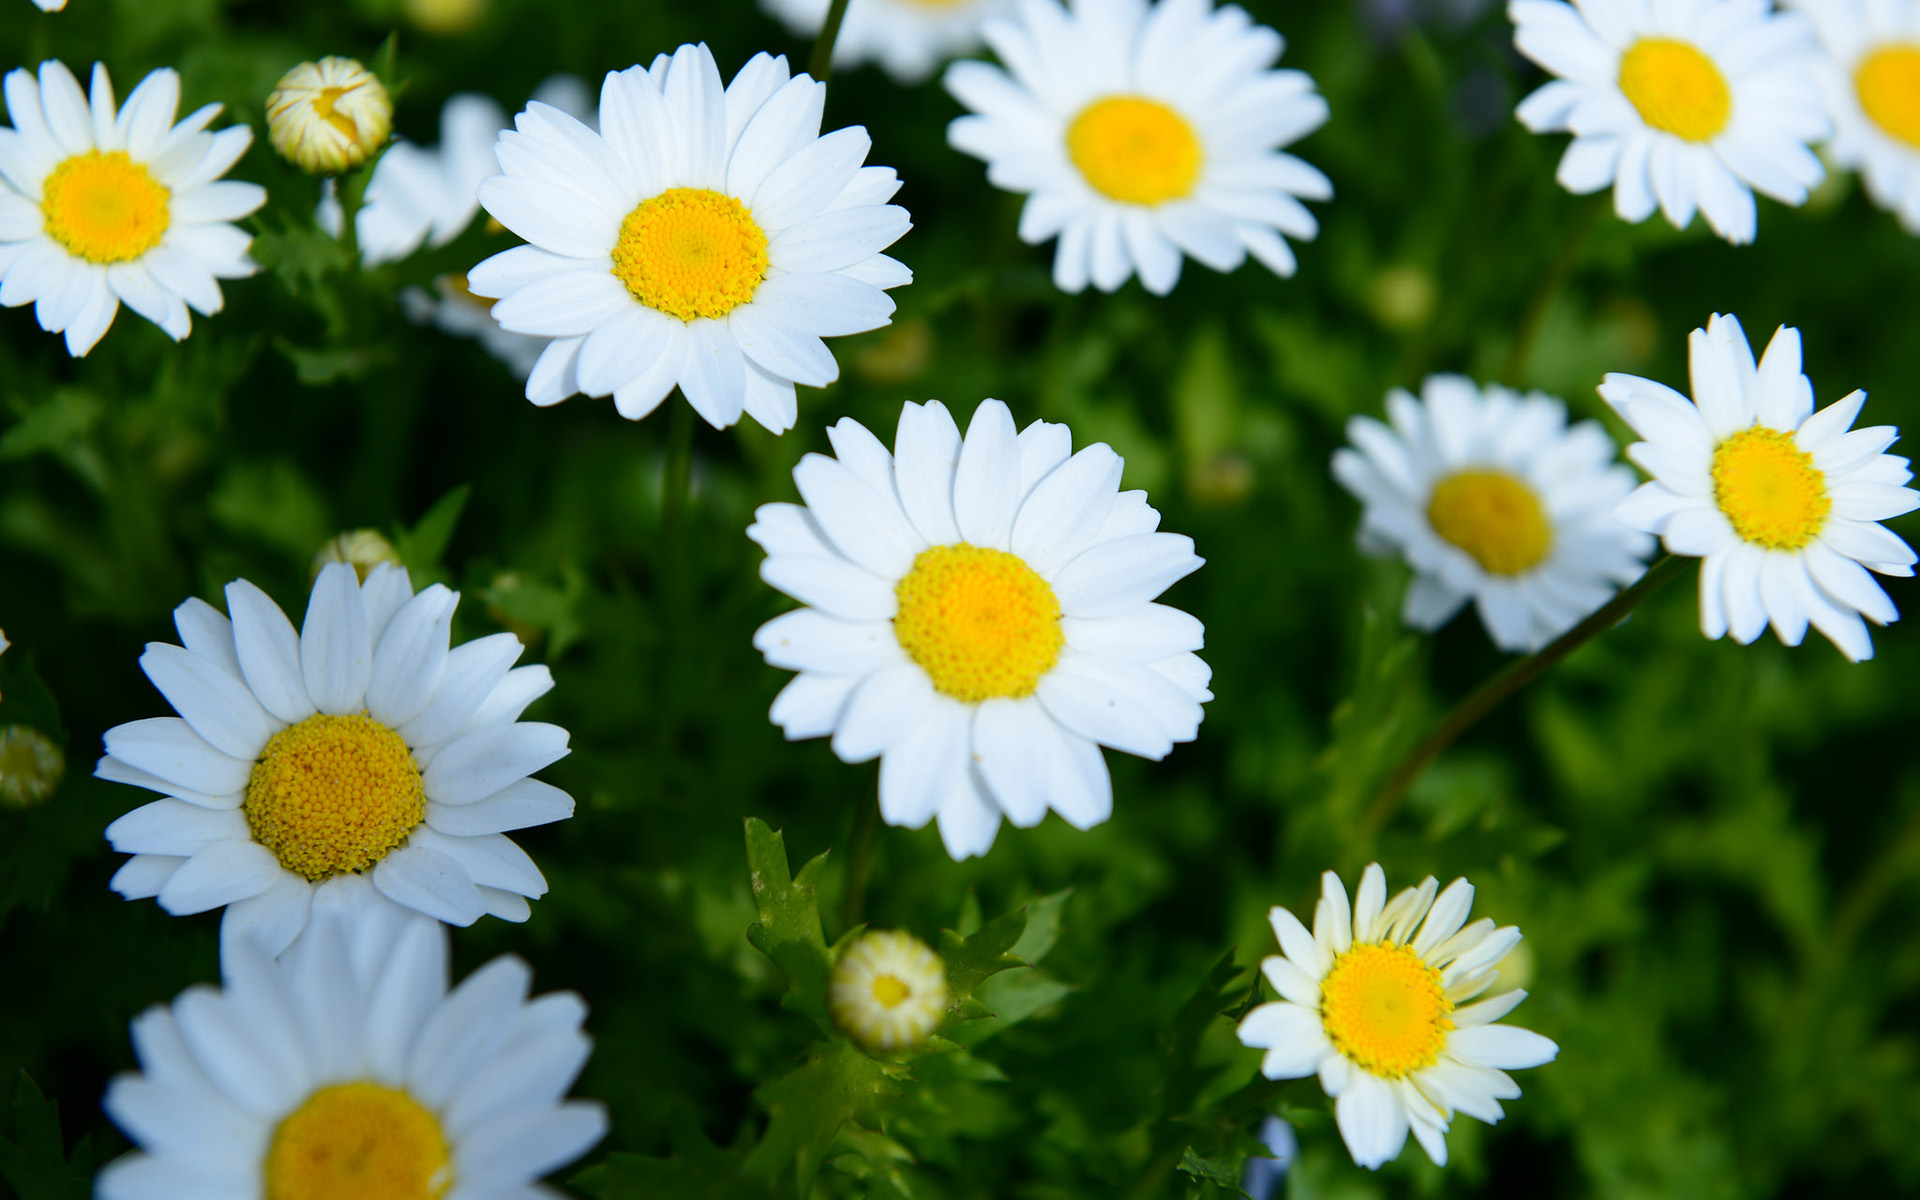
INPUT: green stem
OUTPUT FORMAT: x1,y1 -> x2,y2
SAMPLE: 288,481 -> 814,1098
1499,193 -> 1605,387
840,784 -> 880,933
809,0 -> 854,82
1360,554 -> 1688,838
660,394 -> 695,591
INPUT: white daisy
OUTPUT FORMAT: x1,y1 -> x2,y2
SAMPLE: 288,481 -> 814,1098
1331,375 -> 1655,653
1510,0 -> 1829,244
751,398 -> 1211,860
1236,864 -> 1559,1171
98,561 -> 576,960
30,0 -> 68,10
0,60 -> 264,356
943,0 -> 1332,295
401,273 -> 551,380
97,911 -> 606,1200
265,57 -> 392,175
469,43 -> 912,434
1788,0 -> 1920,233
1601,313 -> 1920,661
762,0 -> 1017,85
829,929 -> 950,1052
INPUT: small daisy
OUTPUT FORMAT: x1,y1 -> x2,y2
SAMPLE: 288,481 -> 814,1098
1601,313 -> 1920,661
30,0 -> 67,10
266,57 -> 392,175
1331,375 -> 1655,653
752,398 -> 1210,860
1236,864 -> 1558,1170
763,0 -> 1017,85
97,911 -> 606,1200
469,43 -> 912,434
829,929 -> 950,1052
1510,0 -> 1828,244
99,562 -> 576,959
1790,0 -> 1920,233
0,60 -> 264,356
943,0 -> 1332,295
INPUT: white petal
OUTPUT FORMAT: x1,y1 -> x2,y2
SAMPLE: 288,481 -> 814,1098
156,841 -> 282,915
366,585 -> 458,728
225,579 -> 315,724
422,723 -> 570,806
371,844 -> 487,926
300,562 -> 374,715
138,642 -> 277,760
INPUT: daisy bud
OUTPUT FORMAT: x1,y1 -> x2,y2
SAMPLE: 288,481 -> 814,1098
829,930 -> 949,1053
0,726 -> 65,809
405,0 -> 487,36
312,529 -> 402,581
267,57 -> 392,174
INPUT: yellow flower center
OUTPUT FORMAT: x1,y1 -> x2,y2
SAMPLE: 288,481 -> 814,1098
1618,37 -> 1732,142
243,713 -> 426,882
1711,426 -> 1830,550
1855,44 -> 1920,150
266,1082 -> 452,1200
871,973 -> 912,1008
610,186 -> 769,322
1426,470 -> 1553,576
1065,95 -> 1203,206
1320,942 -> 1454,1079
893,544 -> 1065,704
40,150 -> 171,265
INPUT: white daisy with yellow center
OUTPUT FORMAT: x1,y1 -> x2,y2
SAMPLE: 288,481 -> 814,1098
468,43 -> 912,434
763,0 -> 1017,85
1236,864 -> 1558,1171
1602,313 -> 1920,661
943,0 -> 1332,295
98,562 -> 576,959
96,913 -> 606,1200
1332,375 -> 1654,653
829,929 -> 950,1052
1510,0 -> 1828,244
1789,0 -> 1920,233
752,399 -> 1210,859
0,60 -> 264,356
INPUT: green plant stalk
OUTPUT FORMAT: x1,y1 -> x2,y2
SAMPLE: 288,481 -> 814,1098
1360,553 -> 1689,837
1499,192 -> 1607,387
809,0 -> 855,82
840,784 -> 880,933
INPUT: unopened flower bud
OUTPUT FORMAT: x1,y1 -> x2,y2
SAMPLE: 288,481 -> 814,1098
0,726 -> 64,809
267,57 -> 392,174
312,529 -> 402,581
829,930 -> 948,1053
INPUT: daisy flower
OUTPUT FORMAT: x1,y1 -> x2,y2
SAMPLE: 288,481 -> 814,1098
1331,375 -> 1655,653
265,57 -> 392,175
1236,864 -> 1558,1170
829,929 -> 950,1052
751,398 -> 1210,860
1790,0 -> 1920,232
1509,0 -> 1828,244
762,0 -> 1017,85
0,60 -> 264,356
943,0 -> 1333,295
30,0 -> 68,10
97,911 -> 606,1200
469,44 -> 912,434
1601,313 -> 1920,661
99,562 -> 576,959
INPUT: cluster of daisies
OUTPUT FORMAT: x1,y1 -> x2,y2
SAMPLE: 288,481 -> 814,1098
4,0 -> 1916,1186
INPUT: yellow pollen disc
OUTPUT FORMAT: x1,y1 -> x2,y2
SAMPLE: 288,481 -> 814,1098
1066,95 -> 1203,206
1712,426 -> 1830,550
610,186 -> 769,322
1320,942 -> 1454,1079
1855,44 -> 1920,150
1618,37 -> 1732,142
40,150 -> 171,265
871,973 -> 912,1009
244,713 -> 426,882
1426,470 -> 1553,576
893,543 -> 1064,704
267,1082 -> 452,1200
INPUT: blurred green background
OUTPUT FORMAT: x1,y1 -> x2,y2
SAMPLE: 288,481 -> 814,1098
3,0 -> 1919,1196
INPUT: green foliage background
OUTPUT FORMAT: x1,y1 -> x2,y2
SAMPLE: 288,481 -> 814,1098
3,0 -> 1919,1197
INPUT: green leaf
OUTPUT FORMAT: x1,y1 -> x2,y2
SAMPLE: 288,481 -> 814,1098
827,1124 -> 916,1200
208,460 -> 331,558
743,817 -> 833,1029
741,1040 -> 905,1195
939,903 -> 1029,1022
0,1073 -> 89,1200
391,484 -> 470,575
1007,888 -> 1072,964
572,1110 -> 766,1200
1163,952 -> 1252,1120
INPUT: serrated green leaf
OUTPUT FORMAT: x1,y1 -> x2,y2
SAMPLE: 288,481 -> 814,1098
1008,888 -> 1072,964
743,817 -> 833,1029
939,903 -> 1028,1022
0,1073 -> 88,1200
571,1110 -> 766,1200
1163,952 -> 1252,1120
742,1040 -> 905,1195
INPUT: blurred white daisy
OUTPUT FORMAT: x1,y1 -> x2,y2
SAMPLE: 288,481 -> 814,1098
944,0 -> 1332,295
402,273 -> 550,379
0,60 -> 264,356
1332,375 -> 1654,653
1236,864 -> 1558,1171
751,398 -> 1210,859
30,0 -> 67,10
470,44 -> 911,433
98,912 -> 606,1200
1789,0 -> 1920,232
1601,313 -> 1920,661
1510,0 -> 1828,244
829,929 -> 949,1052
763,0 -> 1016,85
99,562 -> 575,959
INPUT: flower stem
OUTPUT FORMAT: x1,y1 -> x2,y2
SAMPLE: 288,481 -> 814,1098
1499,193 -> 1605,387
809,0 -> 854,82
660,395 -> 695,590
1360,553 -> 1689,838
841,784 -> 880,932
